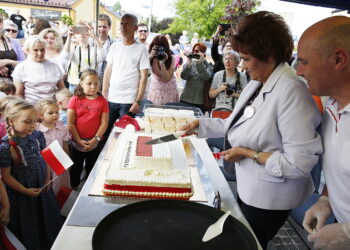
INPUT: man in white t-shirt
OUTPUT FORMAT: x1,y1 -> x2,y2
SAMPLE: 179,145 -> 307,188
102,13 -> 150,140
297,16 -> 350,250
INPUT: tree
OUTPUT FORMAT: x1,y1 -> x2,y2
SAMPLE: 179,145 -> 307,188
153,18 -> 174,33
222,0 -> 261,27
0,8 -> 8,19
61,15 -> 73,26
164,0 -> 232,39
113,1 -> 122,13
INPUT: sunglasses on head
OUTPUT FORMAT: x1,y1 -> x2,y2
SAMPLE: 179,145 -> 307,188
5,29 -> 17,33
138,30 -> 148,33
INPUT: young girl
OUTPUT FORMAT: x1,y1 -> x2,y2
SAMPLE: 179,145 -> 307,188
0,99 -> 62,250
36,99 -> 71,194
55,88 -> 73,126
0,95 -> 18,139
67,69 -> 108,189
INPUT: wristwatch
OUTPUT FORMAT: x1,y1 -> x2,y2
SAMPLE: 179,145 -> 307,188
94,136 -> 102,142
136,100 -> 141,105
253,150 -> 261,163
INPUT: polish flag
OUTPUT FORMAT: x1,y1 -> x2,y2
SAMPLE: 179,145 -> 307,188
56,187 -> 79,217
0,226 -> 26,250
41,140 -> 73,176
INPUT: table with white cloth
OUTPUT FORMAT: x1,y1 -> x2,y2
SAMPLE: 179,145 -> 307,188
51,127 -> 262,250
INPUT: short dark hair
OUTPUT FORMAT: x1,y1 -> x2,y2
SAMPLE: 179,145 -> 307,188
99,14 -> 112,28
122,13 -> 138,26
33,19 -> 51,35
231,11 -> 293,64
138,23 -> 148,31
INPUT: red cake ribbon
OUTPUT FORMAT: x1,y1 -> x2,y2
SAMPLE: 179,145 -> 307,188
114,115 -> 141,131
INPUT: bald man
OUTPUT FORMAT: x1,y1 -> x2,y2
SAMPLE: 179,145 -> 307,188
297,16 -> 350,250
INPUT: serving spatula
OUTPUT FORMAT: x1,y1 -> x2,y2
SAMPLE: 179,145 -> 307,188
202,211 -> 231,242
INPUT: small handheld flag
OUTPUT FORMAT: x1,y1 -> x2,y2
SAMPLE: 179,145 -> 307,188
41,140 -> 73,176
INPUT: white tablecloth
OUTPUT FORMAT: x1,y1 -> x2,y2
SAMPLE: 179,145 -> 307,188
52,130 -> 262,250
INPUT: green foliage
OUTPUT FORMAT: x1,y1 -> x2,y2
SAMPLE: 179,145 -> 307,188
61,15 -> 73,26
113,1 -> 122,12
0,8 -> 8,19
163,0 -> 232,39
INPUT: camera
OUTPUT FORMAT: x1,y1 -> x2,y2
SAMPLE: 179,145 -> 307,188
187,53 -> 200,60
156,46 -> 167,61
225,82 -> 242,96
72,25 -> 88,34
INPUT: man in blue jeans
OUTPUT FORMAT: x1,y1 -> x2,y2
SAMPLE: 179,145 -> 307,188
102,13 -> 150,143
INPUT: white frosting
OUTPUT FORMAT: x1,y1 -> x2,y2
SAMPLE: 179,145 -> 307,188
133,136 -> 172,170
105,132 -> 191,189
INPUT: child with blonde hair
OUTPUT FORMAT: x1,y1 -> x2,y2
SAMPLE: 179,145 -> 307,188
0,99 -> 62,250
36,98 -> 71,194
55,88 -> 73,125
67,69 -> 108,188
0,95 -> 18,139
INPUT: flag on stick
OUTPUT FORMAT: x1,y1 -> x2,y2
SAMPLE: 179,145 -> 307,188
41,140 -> 73,176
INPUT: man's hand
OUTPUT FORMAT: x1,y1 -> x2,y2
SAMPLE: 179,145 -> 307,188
308,223 -> 350,250
303,197 -> 332,233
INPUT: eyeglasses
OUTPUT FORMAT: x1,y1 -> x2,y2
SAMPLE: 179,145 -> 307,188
5,29 -> 17,33
138,30 -> 148,33
193,50 -> 200,53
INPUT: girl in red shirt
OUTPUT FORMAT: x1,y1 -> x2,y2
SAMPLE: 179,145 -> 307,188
67,69 -> 109,189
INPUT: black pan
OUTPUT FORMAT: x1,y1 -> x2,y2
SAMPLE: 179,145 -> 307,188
92,199 -> 258,250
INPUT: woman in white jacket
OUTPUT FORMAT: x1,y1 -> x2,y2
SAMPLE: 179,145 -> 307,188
182,11 -> 322,249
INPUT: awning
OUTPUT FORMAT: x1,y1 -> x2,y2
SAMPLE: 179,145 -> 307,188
280,0 -> 350,10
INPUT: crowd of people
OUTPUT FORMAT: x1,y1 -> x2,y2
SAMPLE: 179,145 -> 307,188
0,8 -> 349,250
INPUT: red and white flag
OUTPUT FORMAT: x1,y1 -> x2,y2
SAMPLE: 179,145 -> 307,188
41,140 -> 73,176
0,226 -> 26,250
56,187 -> 79,217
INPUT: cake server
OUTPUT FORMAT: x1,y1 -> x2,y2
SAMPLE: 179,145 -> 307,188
202,210 -> 231,242
145,131 -> 186,145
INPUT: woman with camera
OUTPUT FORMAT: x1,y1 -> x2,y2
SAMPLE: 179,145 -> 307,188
181,12 -> 322,249
209,50 -> 247,118
66,22 -> 105,92
147,35 -> 178,105
170,42 -> 212,113
0,16 -> 25,81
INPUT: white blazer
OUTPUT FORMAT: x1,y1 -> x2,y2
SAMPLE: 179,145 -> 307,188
199,63 -> 323,210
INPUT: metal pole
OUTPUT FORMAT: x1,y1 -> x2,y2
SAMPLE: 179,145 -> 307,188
148,0 -> 153,32
96,0 -> 100,35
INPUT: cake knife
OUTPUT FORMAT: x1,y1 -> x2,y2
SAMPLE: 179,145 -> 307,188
145,131 -> 186,145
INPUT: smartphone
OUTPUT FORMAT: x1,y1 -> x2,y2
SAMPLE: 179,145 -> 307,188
72,25 -> 88,34
219,24 -> 231,36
